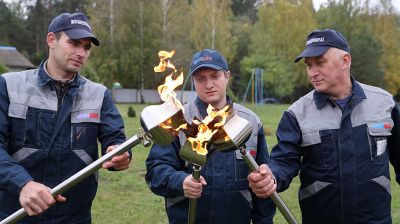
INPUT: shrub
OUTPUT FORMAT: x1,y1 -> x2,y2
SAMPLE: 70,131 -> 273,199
127,106 -> 136,117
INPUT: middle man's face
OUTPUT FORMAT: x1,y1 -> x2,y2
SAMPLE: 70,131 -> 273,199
192,68 -> 230,110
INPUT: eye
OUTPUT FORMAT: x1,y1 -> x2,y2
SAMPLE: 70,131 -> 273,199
194,76 -> 205,82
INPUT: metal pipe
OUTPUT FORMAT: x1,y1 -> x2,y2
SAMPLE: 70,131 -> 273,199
240,148 -> 298,224
1,135 -> 143,224
187,165 -> 201,224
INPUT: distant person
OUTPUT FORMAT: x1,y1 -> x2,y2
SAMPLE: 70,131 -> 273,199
0,12 -> 131,223
145,49 -> 276,223
247,29 -> 400,223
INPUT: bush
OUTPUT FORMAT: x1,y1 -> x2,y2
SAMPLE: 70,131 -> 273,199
127,106 -> 136,117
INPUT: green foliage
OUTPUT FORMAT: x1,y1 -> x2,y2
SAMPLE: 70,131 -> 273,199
0,1 -> 30,51
0,62 -> 9,74
230,16 -> 253,98
230,0 -> 258,23
127,106 -> 136,118
368,8 -> 400,94
80,61 -> 101,83
317,0 -> 384,86
242,0 -> 316,98
190,0 -> 237,62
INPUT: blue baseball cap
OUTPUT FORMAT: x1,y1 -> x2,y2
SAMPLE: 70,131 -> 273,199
48,12 -> 100,46
295,29 -> 349,63
189,49 -> 228,76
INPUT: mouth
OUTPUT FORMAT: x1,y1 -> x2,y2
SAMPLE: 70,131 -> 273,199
312,80 -> 322,85
70,59 -> 83,67
205,91 -> 216,96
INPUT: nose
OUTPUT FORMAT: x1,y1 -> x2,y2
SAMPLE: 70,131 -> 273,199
307,65 -> 319,79
204,78 -> 214,89
76,46 -> 88,58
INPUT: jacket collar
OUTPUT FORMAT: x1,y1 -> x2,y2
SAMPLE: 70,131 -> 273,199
313,76 -> 366,109
195,96 -> 233,118
37,59 -> 86,87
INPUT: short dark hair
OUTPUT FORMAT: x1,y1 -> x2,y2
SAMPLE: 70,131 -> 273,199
54,32 -> 62,40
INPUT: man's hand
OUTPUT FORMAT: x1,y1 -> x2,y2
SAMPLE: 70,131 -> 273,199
248,164 -> 276,198
19,181 -> 66,216
183,174 -> 207,199
102,145 -> 131,170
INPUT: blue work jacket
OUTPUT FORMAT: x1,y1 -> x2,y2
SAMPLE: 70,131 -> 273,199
0,60 -> 126,223
269,78 -> 400,224
145,97 -> 276,224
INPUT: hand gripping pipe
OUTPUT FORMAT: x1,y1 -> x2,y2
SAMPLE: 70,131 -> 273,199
0,133 -> 149,224
1,99 -> 187,224
240,147 -> 298,224
187,165 -> 202,224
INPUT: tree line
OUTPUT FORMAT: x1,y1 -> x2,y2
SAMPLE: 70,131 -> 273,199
1,0 -> 399,102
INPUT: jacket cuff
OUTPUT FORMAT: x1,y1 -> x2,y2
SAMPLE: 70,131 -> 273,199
13,173 -> 33,195
170,171 -> 190,192
271,170 -> 282,192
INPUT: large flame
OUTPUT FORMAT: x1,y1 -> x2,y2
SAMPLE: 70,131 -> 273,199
187,105 -> 230,155
154,50 -> 184,111
154,50 -> 176,72
154,50 -> 230,156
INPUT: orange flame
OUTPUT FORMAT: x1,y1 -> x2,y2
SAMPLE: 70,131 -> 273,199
154,50 -> 230,156
154,50 -> 184,112
154,50 -> 176,72
160,118 -> 188,131
187,105 -> 230,155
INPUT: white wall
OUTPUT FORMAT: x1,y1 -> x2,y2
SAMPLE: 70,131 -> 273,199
111,88 -> 197,104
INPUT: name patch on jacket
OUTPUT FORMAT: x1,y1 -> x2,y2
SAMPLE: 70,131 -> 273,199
71,110 -> 101,124
371,123 -> 392,129
77,113 -> 99,120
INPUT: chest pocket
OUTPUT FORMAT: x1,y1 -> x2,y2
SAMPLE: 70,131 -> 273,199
302,129 -> 338,168
367,120 -> 393,163
71,110 -> 100,147
8,102 -> 56,148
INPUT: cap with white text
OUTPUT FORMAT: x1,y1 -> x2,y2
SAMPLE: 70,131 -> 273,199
48,12 -> 100,46
294,29 -> 349,63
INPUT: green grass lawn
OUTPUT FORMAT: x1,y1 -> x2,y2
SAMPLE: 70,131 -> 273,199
92,103 -> 399,223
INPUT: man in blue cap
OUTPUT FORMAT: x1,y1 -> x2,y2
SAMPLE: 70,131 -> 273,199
0,12 -> 131,223
145,49 -> 276,223
248,29 -> 400,223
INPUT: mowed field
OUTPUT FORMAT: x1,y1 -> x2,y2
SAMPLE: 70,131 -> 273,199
92,103 -> 399,223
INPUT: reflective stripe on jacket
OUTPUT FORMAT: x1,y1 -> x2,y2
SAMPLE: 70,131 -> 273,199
269,78 -> 400,224
0,60 -> 126,223
145,97 -> 275,224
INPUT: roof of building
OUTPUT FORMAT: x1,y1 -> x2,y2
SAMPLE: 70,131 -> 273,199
0,46 -> 35,69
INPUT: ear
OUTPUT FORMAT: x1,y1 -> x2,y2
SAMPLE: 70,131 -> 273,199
342,53 -> 351,70
225,71 -> 231,80
47,32 -> 57,49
